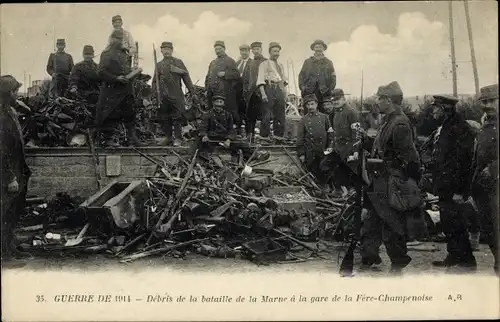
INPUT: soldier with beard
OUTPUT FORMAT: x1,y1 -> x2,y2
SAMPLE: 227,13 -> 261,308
68,45 -> 101,104
470,84 -> 499,274
430,94 -> 477,272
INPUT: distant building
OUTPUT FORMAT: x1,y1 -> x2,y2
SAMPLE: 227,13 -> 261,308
27,80 -> 45,97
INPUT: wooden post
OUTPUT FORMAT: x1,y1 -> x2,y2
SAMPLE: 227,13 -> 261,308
463,0 -> 480,96
448,1 -> 458,97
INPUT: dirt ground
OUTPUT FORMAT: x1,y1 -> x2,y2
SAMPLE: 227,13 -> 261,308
6,241 -> 497,277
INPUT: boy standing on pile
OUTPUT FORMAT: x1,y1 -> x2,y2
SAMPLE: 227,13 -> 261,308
296,94 -> 334,186
198,95 -> 268,161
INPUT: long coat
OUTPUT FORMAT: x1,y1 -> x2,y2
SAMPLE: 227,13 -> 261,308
471,115 -> 498,192
298,56 -> 336,98
333,103 -> 359,160
204,54 -> 241,113
152,56 -> 195,120
95,46 -> 133,125
1,103 -> 31,238
431,112 -> 475,198
369,108 -> 421,235
69,60 -> 101,103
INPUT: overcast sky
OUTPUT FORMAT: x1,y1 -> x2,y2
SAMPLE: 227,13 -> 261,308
1,1 -> 498,97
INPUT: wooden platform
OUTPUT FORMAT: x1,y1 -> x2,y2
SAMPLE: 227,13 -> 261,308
25,145 -> 301,199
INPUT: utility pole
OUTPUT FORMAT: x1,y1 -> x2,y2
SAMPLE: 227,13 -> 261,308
290,60 -> 298,96
448,1 -> 458,97
463,0 -> 480,96
23,71 -> 27,97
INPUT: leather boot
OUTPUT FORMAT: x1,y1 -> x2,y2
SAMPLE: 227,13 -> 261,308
126,122 -> 146,147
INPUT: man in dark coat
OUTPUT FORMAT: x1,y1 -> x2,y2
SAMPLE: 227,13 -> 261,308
296,94 -> 334,184
205,41 -> 241,124
95,29 -> 143,147
197,95 -> 257,160
68,45 -> 100,104
152,41 -> 196,147
1,75 -> 31,268
245,42 -> 268,140
299,40 -> 336,114
46,38 -> 74,98
470,84 -> 499,274
235,44 -> 253,137
360,81 -> 421,274
430,94 -> 477,272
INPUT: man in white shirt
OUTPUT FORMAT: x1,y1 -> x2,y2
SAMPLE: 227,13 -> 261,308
256,42 -> 288,141
235,44 -> 252,137
109,15 -> 136,67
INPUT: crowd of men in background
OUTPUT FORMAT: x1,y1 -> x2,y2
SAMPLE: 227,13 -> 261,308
1,14 -> 498,274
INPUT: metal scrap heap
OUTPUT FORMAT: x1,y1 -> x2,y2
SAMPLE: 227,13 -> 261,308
17,148 -> 357,265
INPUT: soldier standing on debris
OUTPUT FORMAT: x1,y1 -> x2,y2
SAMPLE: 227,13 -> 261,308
299,40 -> 336,114
205,41 -> 241,125
68,45 -> 100,104
198,95 -> 265,161
95,30 -> 143,147
361,81 -> 421,274
296,94 -> 334,186
430,94 -> 477,272
235,44 -> 253,138
0,75 -> 31,268
470,84 -> 499,274
152,41 -> 196,147
256,42 -> 288,142
46,38 -> 74,98
245,42 -> 268,140
109,15 -> 136,67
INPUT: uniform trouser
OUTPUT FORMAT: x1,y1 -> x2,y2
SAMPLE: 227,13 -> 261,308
245,94 -> 261,137
1,184 -> 28,259
159,102 -> 183,141
49,74 -> 70,98
236,89 -> 246,129
360,197 -> 411,268
302,89 -> 327,115
304,150 -> 326,184
406,208 -> 430,241
473,189 -> 499,271
438,197 -> 476,264
260,84 -> 285,138
319,151 -> 358,188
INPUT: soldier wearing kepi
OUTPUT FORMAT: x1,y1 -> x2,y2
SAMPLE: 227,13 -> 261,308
109,15 -> 136,67
471,84 -> 499,274
361,81 -> 421,274
430,94 -> 477,272
95,29 -> 143,147
245,41 -> 268,140
0,75 -> 31,268
68,45 -> 101,104
296,94 -> 334,185
299,39 -> 336,114
205,41 -> 241,123
152,41 -> 196,147
46,38 -> 74,98
256,42 -> 288,142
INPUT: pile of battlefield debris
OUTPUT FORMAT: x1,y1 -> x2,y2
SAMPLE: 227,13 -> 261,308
16,147 -> 359,265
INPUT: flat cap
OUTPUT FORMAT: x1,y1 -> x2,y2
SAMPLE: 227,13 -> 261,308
110,29 -> 124,40
377,81 -> 403,97
269,42 -> 282,51
322,93 -> 334,102
112,15 -> 122,22
214,40 -> 225,49
83,45 -> 94,55
56,39 -> 65,44
0,75 -> 22,94
432,94 -> 459,106
160,41 -> 173,49
310,39 -> 327,51
332,88 -> 345,99
478,84 -> 499,101
250,42 -> 262,48
212,95 -> 226,101
239,44 -> 250,50
303,94 -> 318,104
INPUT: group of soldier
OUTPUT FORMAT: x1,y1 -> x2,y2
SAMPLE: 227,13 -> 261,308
1,13 -> 498,274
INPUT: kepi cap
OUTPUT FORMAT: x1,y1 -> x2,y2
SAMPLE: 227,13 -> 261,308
212,95 -> 226,102
214,40 -> 226,49
432,94 -> 459,106
377,81 -> 403,98
332,88 -> 345,99
83,45 -> 94,55
56,39 -> 66,45
303,94 -> 318,104
478,84 -> 499,101
269,42 -> 282,51
112,15 -> 122,22
310,39 -> 327,51
250,42 -> 262,48
161,42 -> 173,49
239,44 -> 250,50
110,29 -> 124,40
